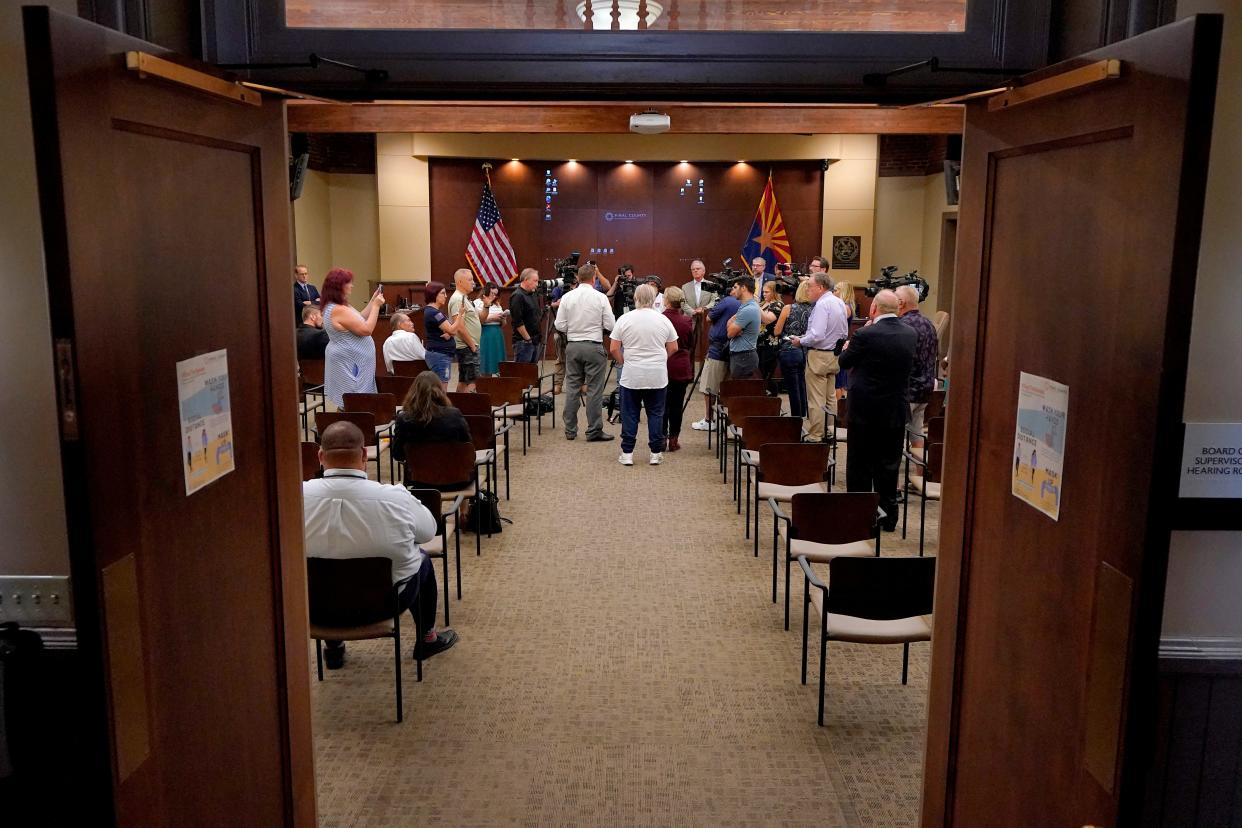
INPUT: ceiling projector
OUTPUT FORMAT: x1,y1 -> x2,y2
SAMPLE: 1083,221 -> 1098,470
629,111 -> 671,134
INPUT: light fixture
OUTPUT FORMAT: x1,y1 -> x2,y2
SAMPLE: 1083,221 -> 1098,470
511,158 -> 520,162
737,160 -> 747,164
624,160 -> 634,164
679,160 -> 689,164
568,159 -> 578,163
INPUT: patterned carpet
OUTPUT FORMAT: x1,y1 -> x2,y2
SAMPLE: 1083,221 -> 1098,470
310,389 -> 937,827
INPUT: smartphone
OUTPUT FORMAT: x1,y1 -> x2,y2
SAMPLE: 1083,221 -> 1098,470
377,283 -> 383,291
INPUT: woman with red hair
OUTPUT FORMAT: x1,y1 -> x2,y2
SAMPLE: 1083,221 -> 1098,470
320,267 -> 384,407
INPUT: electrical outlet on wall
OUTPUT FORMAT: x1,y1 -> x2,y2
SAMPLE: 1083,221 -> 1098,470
0,576 -> 74,626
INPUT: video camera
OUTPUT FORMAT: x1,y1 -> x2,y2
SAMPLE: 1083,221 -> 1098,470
772,262 -> 802,296
537,252 -> 583,295
864,265 -> 931,302
700,257 -> 745,295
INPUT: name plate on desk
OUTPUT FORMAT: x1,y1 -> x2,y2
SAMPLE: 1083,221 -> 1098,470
1179,423 -> 1242,498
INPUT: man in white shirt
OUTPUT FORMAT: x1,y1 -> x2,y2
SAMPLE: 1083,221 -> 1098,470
554,263 -> 617,442
303,421 -> 458,668
382,311 -> 427,374
609,283 -> 678,466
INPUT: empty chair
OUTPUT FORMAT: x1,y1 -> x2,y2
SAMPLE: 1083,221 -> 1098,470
903,441 -> 943,556
376,374 -> 415,403
451,391 -> 512,496
475,375 -> 531,456
723,395 -> 782,489
306,557 -> 414,722
464,413 -> 506,501
391,358 -> 430,377
407,488 -> 463,623
769,491 -> 881,629
342,392 -> 398,479
799,555 -> 935,726
299,359 -> 326,440
315,411 -> 381,480
752,442 -> 832,557
730,412 -> 799,513
300,441 -> 321,482
402,441 -> 482,561
500,360 -> 554,433
714,377 -> 766,455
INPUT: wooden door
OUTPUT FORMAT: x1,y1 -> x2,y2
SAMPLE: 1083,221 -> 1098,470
922,16 -> 1221,828
24,9 -> 314,825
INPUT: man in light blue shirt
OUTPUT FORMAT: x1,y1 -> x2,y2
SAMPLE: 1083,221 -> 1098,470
726,276 -> 761,379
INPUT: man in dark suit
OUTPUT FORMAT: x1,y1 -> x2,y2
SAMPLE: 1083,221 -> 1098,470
838,289 -> 917,530
296,305 -> 329,360
293,264 -> 320,318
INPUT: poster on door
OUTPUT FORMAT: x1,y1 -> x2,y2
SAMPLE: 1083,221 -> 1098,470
1010,372 -> 1069,520
177,349 -> 235,495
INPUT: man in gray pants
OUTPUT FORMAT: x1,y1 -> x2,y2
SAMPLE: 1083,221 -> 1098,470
554,263 -> 617,442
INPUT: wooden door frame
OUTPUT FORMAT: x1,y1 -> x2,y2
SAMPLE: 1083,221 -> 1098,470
919,16 -> 1222,826
936,213 -> 957,316
23,8 -> 316,824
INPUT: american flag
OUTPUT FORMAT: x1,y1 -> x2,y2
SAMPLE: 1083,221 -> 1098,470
466,182 -> 518,286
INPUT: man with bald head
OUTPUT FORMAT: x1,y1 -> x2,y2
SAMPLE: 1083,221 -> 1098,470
303,421 -> 458,669
837,289 -> 918,530
896,284 -> 939,447
447,268 -> 481,392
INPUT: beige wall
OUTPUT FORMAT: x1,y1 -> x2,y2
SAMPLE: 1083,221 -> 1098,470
1163,2 -> 1242,641
873,172 -> 959,309
292,170 -> 379,310
1,0 -> 76,577
375,131 -> 880,286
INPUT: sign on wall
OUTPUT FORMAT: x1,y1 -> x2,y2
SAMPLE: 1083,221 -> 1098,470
1179,423 -> 1242,498
177,349 -> 236,495
831,235 -> 862,269
1011,372 -> 1069,521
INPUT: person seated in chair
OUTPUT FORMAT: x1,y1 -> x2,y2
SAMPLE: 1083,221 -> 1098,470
303,420 -> 458,668
382,311 -> 427,374
296,305 -> 329,360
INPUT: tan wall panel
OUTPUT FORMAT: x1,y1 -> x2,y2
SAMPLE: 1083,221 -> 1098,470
293,169 -> 332,283
874,176 -> 927,275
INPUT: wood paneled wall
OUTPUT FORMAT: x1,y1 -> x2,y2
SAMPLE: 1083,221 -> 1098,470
429,159 -> 824,285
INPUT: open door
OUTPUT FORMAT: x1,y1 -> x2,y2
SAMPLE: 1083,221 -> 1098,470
922,15 -> 1221,827
24,8 -> 314,824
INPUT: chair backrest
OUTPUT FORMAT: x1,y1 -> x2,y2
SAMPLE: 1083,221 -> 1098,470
758,442 -> 831,486
300,359 -> 325,386
463,414 -> 495,452
342,393 -> 397,427
375,374 -> 414,402
499,361 -> 538,385
403,441 -> 476,487
300,441 -> 321,482
791,492 -> 879,545
740,416 -> 803,452
475,375 -> 525,406
826,556 -> 936,620
925,389 -> 947,421
718,378 -> 765,404
835,396 -> 849,427
407,488 -> 446,534
315,411 -> 377,447
926,415 -> 946,445
727,395 -> 781,427
392,358 -> 429,377
448,392 -> 493,417
306,557 -> 396,629
926,442 -> 945,485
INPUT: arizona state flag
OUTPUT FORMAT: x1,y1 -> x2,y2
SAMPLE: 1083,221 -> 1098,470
741,176 -> 792,282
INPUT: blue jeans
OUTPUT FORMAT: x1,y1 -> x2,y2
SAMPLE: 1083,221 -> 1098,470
514,337 -> 541,364
619,386 -> 667,454
425,350 -> 453,383
779,347 -> 808,418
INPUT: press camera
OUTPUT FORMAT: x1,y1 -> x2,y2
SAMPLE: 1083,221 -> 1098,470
864,265 -> 930,302
537,251 -> 583,294
699,258 -> 746,295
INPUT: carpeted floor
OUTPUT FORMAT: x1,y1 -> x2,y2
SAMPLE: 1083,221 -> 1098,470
310,390 -> 937,827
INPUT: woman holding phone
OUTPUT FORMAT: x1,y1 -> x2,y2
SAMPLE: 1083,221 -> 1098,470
320,267 -> 383,408
423,280 -> 467,388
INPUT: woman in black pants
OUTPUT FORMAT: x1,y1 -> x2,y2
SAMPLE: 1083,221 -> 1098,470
661,286 -> 695,451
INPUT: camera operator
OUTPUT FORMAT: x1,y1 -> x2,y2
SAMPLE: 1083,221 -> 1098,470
726,276 -> 762,379
509,267 -> 543,364
788,272 -> 850,441
555,263 -> 617,442
609,283 -> 678,466
690,280 -> 741,432
807,255 -> 829,282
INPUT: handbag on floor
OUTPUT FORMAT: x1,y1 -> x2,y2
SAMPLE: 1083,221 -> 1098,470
465,489 -> 509,534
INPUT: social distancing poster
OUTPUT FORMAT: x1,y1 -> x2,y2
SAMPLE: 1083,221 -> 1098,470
178,349 -> 235,495
1011,372 -> 1069,521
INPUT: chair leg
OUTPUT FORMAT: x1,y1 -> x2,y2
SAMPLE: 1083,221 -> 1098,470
902,642 -> 910,685
770,515 -> 778,604
902,462 -> 910,540
454,518 -> 463,599
919,495 -> 927,557
753,489 -> 760,557
441,533 -> 451,627
801,575 -> 810,685
783,538 -> 792,630
315,639 -> 323,681
393,616 -> 404,723
818,615 -> 829,726
414,590 -> 424,684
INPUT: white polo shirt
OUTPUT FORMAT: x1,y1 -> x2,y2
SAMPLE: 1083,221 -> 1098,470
382,328 -> 427,373
303,468 -> 438,584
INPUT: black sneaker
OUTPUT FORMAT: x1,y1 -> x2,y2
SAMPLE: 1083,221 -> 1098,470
414,629 -> 460,660
324,644 -> 346,670
586,432 -> 615,442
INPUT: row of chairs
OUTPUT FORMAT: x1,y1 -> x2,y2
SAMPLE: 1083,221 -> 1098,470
704,377 -> 939,726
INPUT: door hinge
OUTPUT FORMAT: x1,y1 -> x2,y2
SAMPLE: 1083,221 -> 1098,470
54,338 -> 79,441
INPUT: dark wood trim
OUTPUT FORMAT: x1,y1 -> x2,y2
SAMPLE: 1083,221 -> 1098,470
287,101 -> 965,134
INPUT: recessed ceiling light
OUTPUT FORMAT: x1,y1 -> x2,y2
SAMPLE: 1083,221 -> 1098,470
568,159 -> 578,163
624,160 -> 634,164
679,160 -> 689,164
511,158 -> 520,162
737,160 -> 747,164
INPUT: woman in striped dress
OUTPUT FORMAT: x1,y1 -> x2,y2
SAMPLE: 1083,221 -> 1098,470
320,267 -> 383,408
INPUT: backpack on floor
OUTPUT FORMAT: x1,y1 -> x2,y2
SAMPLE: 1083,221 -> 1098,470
524,393 -> 555,416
